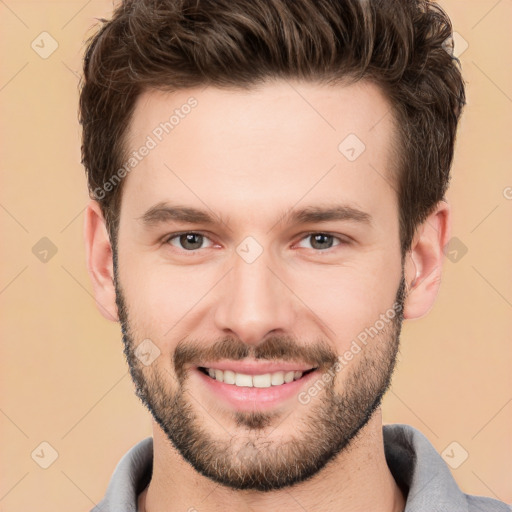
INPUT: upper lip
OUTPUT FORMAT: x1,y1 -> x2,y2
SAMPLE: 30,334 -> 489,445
197,360 -> 317,375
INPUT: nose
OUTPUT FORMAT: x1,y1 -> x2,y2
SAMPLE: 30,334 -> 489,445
213,251 -> 297,346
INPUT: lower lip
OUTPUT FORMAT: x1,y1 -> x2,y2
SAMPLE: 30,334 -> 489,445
194,368 -> 320,411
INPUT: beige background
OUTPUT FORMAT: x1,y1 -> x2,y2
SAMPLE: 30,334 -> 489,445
1,1 -> 511,510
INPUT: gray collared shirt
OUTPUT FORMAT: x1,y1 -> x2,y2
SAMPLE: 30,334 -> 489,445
91,424 -> 511,511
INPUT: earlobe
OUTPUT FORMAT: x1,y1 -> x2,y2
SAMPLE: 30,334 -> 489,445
403,201 -> 451,320
83,200 -> 119,322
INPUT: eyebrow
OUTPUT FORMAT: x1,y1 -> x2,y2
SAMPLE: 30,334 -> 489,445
137,202 -> 372,228
138,202 -> 218,226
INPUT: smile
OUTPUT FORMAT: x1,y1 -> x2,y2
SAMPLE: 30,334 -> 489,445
198,367 -> 317,388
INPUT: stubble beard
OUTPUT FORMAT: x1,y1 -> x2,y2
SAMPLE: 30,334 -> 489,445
113,248 -> 406,491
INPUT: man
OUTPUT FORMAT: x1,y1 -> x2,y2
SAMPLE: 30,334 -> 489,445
80,0 -> 510,510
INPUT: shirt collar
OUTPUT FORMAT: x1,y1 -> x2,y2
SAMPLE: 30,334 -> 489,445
91,424 -> 502,512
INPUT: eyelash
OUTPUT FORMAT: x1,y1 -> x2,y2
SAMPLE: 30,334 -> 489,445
163,231 -> 349,253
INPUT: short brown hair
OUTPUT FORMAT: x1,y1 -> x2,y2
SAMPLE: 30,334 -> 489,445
79,0 -> 466,254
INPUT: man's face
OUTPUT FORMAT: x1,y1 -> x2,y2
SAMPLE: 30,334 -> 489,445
113,80 -> 406,491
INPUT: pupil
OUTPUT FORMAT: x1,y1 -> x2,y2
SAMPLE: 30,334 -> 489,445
181,233 -> 202,250
178,234 -> 333,250
312,234 -> 332,250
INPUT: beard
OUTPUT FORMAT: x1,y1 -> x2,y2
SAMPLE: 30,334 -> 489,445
113,248 -> 406,492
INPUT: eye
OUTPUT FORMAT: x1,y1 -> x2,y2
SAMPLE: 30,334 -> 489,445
296,233 -> 345,251
165,232 -> 215,251
163,231 -> 348,253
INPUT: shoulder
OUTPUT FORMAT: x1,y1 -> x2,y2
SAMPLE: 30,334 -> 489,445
466,495 -> 512,512
91,436 -> 153,512
383,424 -> 511,512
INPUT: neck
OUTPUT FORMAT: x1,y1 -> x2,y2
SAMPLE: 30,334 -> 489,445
138,410 -> 405,512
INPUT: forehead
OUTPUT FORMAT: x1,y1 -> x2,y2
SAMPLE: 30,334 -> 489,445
120,80 -> 398,228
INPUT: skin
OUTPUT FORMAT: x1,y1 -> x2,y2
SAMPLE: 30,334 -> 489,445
84,79 -> 450,511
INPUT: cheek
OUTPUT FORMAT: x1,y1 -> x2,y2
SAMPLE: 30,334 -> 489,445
288,262 -> 401,348
120,259 -> 215,335
119,233 -> 402,353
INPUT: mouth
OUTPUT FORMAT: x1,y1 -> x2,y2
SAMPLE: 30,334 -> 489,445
193,359 -> 322,411
198,366 -> 317,388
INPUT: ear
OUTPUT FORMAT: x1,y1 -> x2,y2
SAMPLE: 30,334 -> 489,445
403,201 -> 451,320
83,200 -> 119,322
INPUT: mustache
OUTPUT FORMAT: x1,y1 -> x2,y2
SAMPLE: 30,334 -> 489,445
173,335 -> 339,382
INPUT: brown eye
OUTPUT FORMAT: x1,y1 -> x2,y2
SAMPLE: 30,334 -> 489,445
297,233 -> 342,251
167,232 -> 212,251
310,234 -> 334,250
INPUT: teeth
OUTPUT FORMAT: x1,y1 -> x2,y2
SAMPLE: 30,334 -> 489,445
271,371 -> 284,386
253,374 -> 271,388
223,370 -> 236,385
204,368 -> 306,388
284,371 -> 295,383
235,373 -> 253,387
